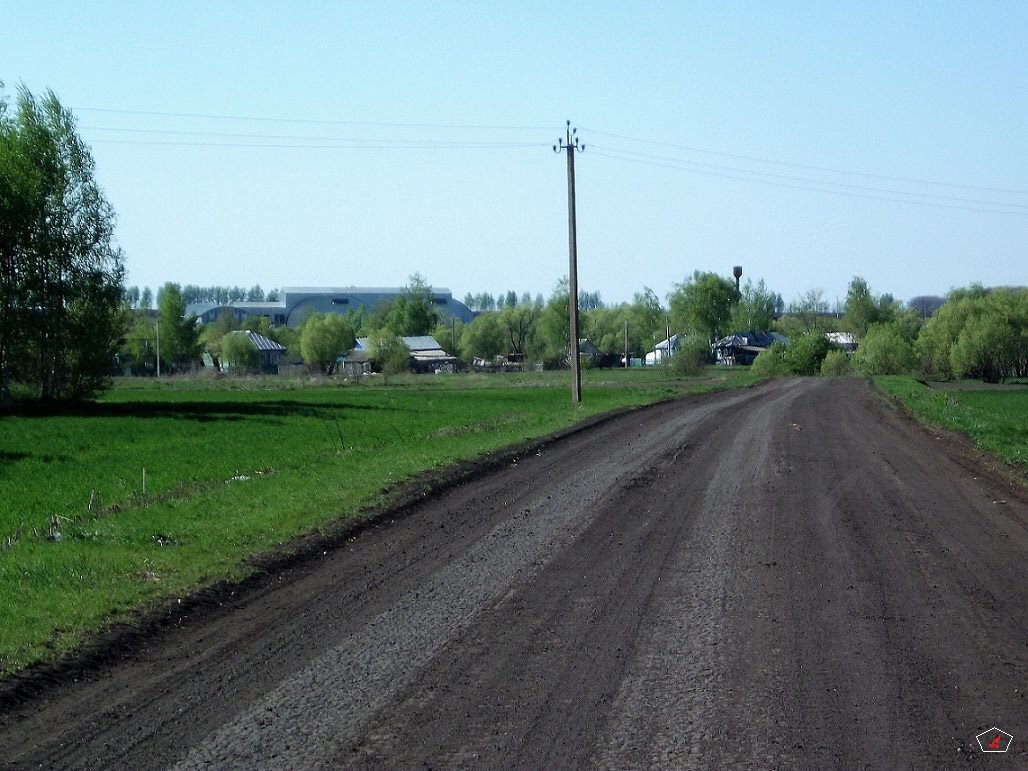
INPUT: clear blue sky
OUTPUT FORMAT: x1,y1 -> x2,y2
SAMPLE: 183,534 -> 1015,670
6,1 -> 1027,308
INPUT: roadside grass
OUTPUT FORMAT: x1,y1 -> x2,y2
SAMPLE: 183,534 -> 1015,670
0,368 -> 761,676
875,376 -> 1028,470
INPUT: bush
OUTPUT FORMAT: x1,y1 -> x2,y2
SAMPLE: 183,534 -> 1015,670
662,336 -> 709,377
751,342 -> 790,377
820,349 -> 852,377
369,333 -> 411,375
855,322 -> 916,375
783,333 -> 833,376
221,332 -> 259,372
300,313 -> 356,373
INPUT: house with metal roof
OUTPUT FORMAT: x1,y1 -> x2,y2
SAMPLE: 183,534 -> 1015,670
221,330 -> 288,374
713,331 -> 789,366
351,335 -> 457,374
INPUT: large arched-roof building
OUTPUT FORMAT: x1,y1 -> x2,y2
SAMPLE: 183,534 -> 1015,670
186,286 -> 475,328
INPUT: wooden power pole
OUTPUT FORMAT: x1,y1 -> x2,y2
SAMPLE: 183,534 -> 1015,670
555,121 -> 583,404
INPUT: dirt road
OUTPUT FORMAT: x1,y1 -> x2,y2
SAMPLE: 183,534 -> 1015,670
2,378 -> 1026,769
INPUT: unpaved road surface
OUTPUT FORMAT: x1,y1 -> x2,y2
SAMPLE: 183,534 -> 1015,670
2,378 -> 1026,769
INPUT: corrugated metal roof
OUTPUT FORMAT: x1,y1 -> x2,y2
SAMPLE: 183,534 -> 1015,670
355,335 -> 442,352
226,330 -> 286,352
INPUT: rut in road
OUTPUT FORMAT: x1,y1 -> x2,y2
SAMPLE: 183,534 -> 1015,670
1,378 -> 1025,770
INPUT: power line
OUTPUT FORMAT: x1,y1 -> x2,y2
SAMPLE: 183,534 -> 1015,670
579,125 -> 1028,197
81,125 -> 545,145
84,138 -> 547,150
587,143 -> 1028,211
589,148 -> 1028,217
74,106 -> 555,132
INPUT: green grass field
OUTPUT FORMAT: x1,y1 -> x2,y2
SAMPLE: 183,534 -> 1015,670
0,368 -> 760,676
875,376 -> 1028,470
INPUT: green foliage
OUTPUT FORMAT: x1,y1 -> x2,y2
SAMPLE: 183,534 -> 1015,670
378,273 -> 440,336
917,287 -> 1028,382
583,306 -> 628,357
432,319 -> 463,356
369,333 -> 411,375
843,276 -> 901,338
0,85 -> 126,400
538,277 -> 572,368
627,287 -> 665,354
267,324 -> 299,363
499,302 -> 541,356
220,331 -> 260,372
662,336 -> 709,377
949,310 -> 1018,384
729,279 -> 777,333
157,283 -> 201,370
877,377 -> 1028,469
299,313 -> 356,373
199,309 -> 239,366
242,314 -> 272,336
668,271 -> 738,343
787,288 -> 829,333
783,332 -> 833,376
460,312 -> 505,361
855,322 -> 917,375
820,349 -> 853,377
751,342 -> 791,377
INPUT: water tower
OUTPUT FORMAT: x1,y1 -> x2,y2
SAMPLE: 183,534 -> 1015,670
733,265 -> 743,291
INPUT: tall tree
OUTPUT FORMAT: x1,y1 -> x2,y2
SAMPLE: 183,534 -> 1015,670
1,85 -> 125,399
668,271 -> 739,343
538,277 -> 572,367
459,312 -> 505,361
788,288 -> 829,333
499,303 -> 540,355
626,287 -> 665,354
299,312 -> 356,373
157,282 -> 200,370
729,279 -> 777,333
381,273 -> 440,336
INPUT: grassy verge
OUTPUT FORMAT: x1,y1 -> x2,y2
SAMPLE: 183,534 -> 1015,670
875,376 -> 1028,469
0,368 -> 760,676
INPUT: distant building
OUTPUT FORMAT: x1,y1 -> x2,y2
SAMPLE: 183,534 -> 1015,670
713,331 -> 789,366
351,335 -> 457,374
645,334 -> 685,366
825,331 -> 858,352
222,330 -> 287,374
186,286 -> 475,328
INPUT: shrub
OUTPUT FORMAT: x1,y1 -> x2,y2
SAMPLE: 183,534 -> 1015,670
220,332 -> 260,372
369,333 -> 411,375
751,342 -> 790,377
662,336 -> 709,377
783,333 -> 832,376
820,349 -> 852,377
855,322 -> 916,375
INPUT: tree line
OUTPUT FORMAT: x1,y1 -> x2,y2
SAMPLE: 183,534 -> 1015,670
750,277 -> 1028,382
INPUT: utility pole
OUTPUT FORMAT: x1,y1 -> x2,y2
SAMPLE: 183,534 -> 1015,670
624,318 -> 629,369
555,120 -> 584,404
665,315 -> 671,363
155,317 -> 161,378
